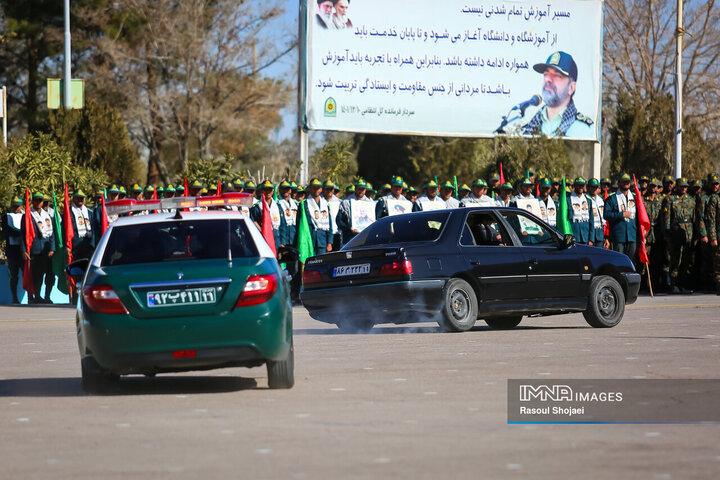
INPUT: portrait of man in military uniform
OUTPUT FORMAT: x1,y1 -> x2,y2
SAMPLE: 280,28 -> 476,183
521,51 -> 595,138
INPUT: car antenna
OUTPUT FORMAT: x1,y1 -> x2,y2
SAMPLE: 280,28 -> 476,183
173,209 -> 183,220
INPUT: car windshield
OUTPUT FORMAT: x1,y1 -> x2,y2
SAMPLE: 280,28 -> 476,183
101,219 -> 258,266
345,211 -> 450,248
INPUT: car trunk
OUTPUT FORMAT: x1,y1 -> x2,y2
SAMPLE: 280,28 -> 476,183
302,247 -> 411,290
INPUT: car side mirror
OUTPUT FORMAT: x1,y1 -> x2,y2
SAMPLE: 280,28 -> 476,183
560,234 -> 575,249
66,258 -> 89,283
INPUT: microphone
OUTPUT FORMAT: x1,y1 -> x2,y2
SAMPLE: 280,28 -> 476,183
511,94 -> 541,116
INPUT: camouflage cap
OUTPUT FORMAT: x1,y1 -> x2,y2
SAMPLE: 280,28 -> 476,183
677,177 -> 689,187
489,173 -> 501,181
389,175 -> 404,187
708,174 -> 719,185
662,175 -> 674,184
11,195 -> 23,206
648,177 -> 661,186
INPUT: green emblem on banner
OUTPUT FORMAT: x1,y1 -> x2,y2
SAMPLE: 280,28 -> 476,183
324,97 -> 337,117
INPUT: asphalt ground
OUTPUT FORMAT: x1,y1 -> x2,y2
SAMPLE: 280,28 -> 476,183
1,294 -> 719,479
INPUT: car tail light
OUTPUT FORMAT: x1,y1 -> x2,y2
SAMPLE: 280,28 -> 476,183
235,273 -> 278,308
302,269 -> 322,285
380,260 -> 413,276
83,285 -> 129,314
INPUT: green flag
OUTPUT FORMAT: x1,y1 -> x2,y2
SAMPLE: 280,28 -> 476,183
51,193 -> 70,295
297,200 -> 315,264
453,175 -> 458,197
556,177 -> 573,235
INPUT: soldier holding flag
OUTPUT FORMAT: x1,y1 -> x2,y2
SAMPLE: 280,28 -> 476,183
22,192 -> 56,304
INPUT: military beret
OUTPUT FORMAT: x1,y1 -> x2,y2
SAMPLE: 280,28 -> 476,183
390,175 -> 404,187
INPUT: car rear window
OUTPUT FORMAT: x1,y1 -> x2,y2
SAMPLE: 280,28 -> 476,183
345,211 -> 449,248
101,219 -> 258,266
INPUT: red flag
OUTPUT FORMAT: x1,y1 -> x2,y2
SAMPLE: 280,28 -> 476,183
63,184 -> 76,291
22,188 -> 35,295
632,174 -> 651,264
184,178 -> 189,197
217,180 -> 222,195
261,196 -> 277,255
535,180 -> 540,196
100,195 -> 109,235
499,162 -> 505,185
152,187 -> 157,200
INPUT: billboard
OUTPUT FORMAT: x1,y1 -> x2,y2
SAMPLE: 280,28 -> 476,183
302,0 -> 603,141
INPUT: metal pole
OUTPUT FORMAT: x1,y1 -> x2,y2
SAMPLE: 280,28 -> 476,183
674,0 -> 683,179
297,0 -> 309,185
2,86 -> 7,146
63,0 -> 72,109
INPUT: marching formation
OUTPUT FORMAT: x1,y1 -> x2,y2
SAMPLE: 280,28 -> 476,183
3,170 -> 720,304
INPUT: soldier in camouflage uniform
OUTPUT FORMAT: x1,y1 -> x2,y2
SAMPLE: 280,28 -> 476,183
642,178 -> 663,291
662,178 -> 695,293
700,174 -> 720,294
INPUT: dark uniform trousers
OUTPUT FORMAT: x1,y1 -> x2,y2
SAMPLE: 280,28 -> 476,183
6,245 -> 23,302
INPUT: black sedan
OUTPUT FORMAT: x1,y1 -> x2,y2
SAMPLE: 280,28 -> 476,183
300,207 -> 641,332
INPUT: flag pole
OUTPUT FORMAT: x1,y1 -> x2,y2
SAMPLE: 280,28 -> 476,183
647,266 -> 654,297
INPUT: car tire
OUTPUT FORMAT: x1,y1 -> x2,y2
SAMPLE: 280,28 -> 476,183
484,316 -> 522,330
583,275 -> 625,328
438,278 -> 478,332
267,341 -> 294,389
336,317 -> 374,333
81,356 -> 119,394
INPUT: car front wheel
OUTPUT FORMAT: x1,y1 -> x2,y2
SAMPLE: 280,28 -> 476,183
583,275 -> 625,328
438,278 -> 478,332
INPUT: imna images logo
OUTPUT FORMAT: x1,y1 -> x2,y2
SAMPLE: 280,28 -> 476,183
324,97 -> 337,117
520,384 -> 573,402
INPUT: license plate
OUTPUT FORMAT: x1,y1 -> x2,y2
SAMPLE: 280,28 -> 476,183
147,287 -> 217,307
333,263 -> 371,277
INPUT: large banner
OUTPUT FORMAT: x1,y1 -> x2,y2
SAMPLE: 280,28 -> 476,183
303,0 -> 603,141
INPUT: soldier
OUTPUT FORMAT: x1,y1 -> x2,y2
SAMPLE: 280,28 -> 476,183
206,183 -> 218,196
343,185 -> 355,199
643,178 -> 663,291
129,183 -> 143,200
661,175 -> 675,198
495,182 -> 514,207
250,180 -> 286,249
69,189 -> 95,261
662,178 -> 695,293
365,182 -> 376,201
277,180 -> 298,246
438,181 -> 460,208
163,185 -> 175,198
244,181 -> 257,204
638,175 -> 650,197
405,185 -> 419,203
568,177 -> 594,245
336,179 -> 373,246
107,185 -> 120,202
376,175 -> 407,219
704,177 -> 720,294
295,185 -> 307,203
457,184 -> 471,202
586,178 -> 605,246
600,177 -> 612,200
413,180 -> 446,211
175,185 -> 185,197
3,196 -> 25,304
188,179 -> 203,197
461,179 -> 495,207
290,181 -> 298,200
232,177 -> 244,193
378,183 -> 392,198
604,173 -> 637,257
118,186 -> 127,200
536,178 -> 557,227
698,174 -> 720,292
156,186 -> 164,199
487,173 -> 501,199
297,178 -> 333,255
22,192 -> 56,304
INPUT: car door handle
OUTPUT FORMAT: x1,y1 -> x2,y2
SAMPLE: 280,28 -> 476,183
528,258 -> 538,265
470,260 -> 481,266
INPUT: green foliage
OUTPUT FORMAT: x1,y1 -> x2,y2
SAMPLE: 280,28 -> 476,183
310,134 -> 358,187
0,133 -> 109,209
609,92 -> 714,178
48,99 -> 144,186
176,155 -> 239,186
357,134 -> 573,187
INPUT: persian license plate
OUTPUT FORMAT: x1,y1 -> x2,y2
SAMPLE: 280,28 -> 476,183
333,263 -> 371,277
147,287 -> 217,307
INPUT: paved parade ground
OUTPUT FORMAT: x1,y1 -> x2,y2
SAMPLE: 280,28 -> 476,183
1,295 -> 720,479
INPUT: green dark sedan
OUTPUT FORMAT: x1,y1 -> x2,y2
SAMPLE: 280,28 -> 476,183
69,210 -> 293,393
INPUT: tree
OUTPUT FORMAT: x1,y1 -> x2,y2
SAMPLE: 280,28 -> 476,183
604,0 -> 720,138
82,0 -> 294,184
48,99 -> 144,186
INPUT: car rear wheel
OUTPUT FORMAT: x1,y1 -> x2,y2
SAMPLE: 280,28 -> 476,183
438,278 -> 478,332
81,356 -> 119,394
484,316 -> 522,330
267,341 -> 294,389
583,275 -> 625,328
